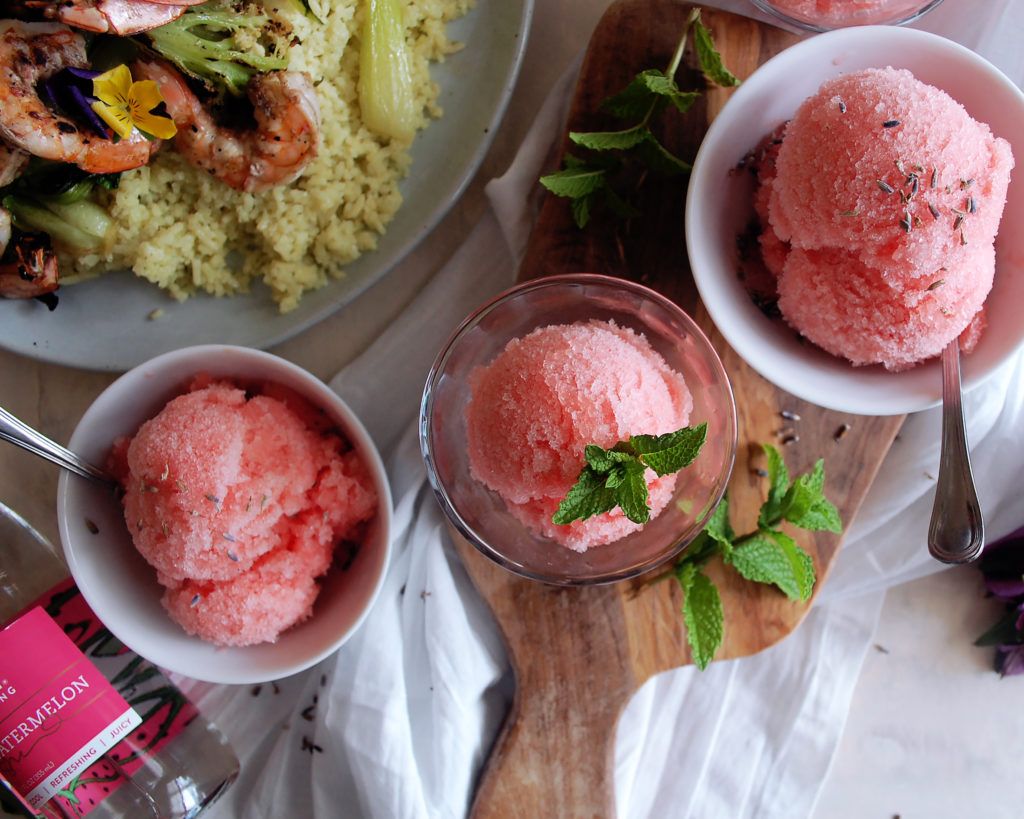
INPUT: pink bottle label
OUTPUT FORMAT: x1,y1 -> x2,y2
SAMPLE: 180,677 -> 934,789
3,581 -> 202,817
0,608 -> 142,809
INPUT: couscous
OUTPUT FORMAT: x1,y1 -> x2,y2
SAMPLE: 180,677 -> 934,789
64,0 -> 473,312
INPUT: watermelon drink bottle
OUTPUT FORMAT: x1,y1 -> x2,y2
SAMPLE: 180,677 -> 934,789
0,502 -> 239,818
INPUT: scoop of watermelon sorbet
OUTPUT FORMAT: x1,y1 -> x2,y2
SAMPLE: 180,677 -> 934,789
465,319 -> 692,552
759,66 -> 1013,371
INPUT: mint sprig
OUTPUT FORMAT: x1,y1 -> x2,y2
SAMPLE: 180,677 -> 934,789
654,444 -> 842,670
539,7 -> 740,227
552,423 -> 707,526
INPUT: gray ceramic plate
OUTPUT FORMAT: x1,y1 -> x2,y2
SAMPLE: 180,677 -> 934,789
2,0 -> 533,372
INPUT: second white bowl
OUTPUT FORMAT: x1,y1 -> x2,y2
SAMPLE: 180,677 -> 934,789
686,26 -> 1024,415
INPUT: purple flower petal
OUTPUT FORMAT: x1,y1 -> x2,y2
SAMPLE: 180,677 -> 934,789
38,68 -> 111,139
67,86 -> 111,138
1014,603 -> 1024,632
65,67 -> 102,82
996,643 -> 1024,676
984,576 -> 1024,600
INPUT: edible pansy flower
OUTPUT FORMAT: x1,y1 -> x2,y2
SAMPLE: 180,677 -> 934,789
91,65 -> 178,141
974,524 -> 1024,676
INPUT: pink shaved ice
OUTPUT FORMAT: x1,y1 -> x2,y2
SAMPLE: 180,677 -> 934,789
761,1 -> 938,27
755,67 -> 1013,371
465,319 -> 692,552
110,376 -> 378,647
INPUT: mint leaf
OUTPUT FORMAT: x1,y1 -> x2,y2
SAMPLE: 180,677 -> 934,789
551,424 -> 707,527
791,495 -> 842,533
570,124 -> 651,152
726,530 -> 816,601
651,442 -> 841,671
639,70 -> 701,113
678,563 -> 724,671
602,184 -> 643,221
614,459 -> 653,524
538,8 -> 739,228
552,466 -> 618,525
779,460 -> 842,533
701,493 -> 734,555
631,422 -> 707,476
540,156 -> 624,227
600,73 -> 663,120
539,165 -> 606,199
584,443 -> 622,473
571,194 -> 594,228
601,70 -> 700,120
784,460 -> 842,532
632,138 -> 693,177
693,18 -> 739,87
757,444 -> 790,527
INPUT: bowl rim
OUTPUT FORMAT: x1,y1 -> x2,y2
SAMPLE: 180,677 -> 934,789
420,272 -> 738,585
686,25 -> 1024,416
748,0 -> 946,32
56,344 -> 393,684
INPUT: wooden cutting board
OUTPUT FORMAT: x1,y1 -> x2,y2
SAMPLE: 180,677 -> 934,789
452,2 -> 906,815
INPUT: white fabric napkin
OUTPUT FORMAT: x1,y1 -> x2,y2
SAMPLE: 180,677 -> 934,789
191,2 -> 1024,816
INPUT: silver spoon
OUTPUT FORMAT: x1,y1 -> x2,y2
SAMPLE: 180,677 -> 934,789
0,405 -> 118,489
927,338 -> 984,563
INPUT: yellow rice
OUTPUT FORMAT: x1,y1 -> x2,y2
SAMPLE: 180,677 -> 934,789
66,0 -> 473,313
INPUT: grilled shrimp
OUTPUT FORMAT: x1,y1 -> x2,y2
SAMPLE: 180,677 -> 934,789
0,139 -> 28,189
6,0 -> 205,35
0,230 -> 59,302
0,20 -> 160,173
1,138 -> 28,256
0,137 -> 58,302
133,57 -> 321,193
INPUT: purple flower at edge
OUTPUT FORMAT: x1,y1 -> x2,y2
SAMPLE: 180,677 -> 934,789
976,525 -> 1024,676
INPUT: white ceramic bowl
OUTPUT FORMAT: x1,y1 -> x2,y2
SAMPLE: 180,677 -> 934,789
57,346 -> 392,684
686,26 -> 1024,416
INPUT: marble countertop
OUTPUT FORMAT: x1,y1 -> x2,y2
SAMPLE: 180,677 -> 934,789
817,565 -> 1023,818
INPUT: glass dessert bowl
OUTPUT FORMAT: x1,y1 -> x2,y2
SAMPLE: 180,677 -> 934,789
420,274 -> 737,586
749,0 -> 945,32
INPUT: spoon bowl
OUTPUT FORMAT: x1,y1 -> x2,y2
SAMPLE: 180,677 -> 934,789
927,338 -> 985,563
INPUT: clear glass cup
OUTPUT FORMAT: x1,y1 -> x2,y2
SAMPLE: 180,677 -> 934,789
420,274 -> 737,586
750,0 -> 945,31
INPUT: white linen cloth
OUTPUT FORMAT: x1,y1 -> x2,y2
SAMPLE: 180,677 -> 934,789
192,1 -> 1024,816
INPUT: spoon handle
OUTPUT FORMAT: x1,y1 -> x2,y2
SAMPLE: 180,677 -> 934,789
0,406 -> 116,488
927,339 -> 984,564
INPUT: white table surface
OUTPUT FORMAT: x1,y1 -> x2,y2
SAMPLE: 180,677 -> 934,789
2,0 -> 1022,816
817,566 -> 1022,817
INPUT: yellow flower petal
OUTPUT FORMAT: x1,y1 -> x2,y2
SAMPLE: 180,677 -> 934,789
134,110 -> 178,140
92,64 -> 134,108
91,100 -> 134,141
128,80 -> 177,140
128,79 -> 165,112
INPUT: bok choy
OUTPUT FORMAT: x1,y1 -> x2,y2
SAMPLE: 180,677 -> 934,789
358,0 -> 417,142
